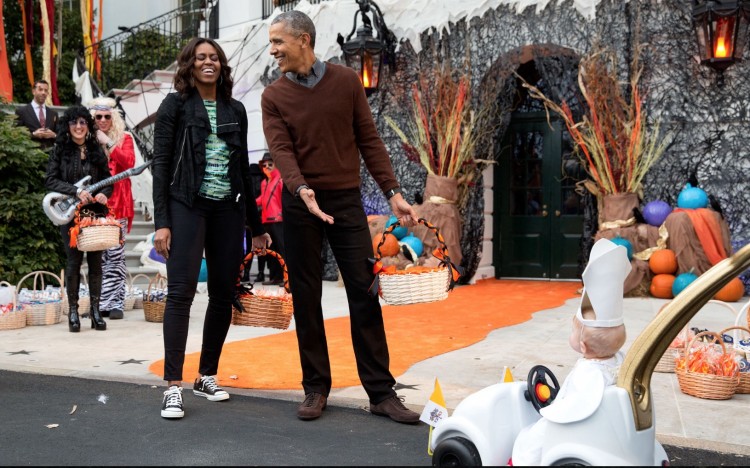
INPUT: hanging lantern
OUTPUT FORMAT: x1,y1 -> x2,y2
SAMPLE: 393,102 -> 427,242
337,0 -> 396,95
692,0 -> 750,76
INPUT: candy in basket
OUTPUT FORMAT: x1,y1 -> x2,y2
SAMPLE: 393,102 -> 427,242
368,218 -> 462,306
675,330 -> 740,400
232,248 -> 293,329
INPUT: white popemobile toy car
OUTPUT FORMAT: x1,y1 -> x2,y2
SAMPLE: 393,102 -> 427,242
430,243 -> 750,466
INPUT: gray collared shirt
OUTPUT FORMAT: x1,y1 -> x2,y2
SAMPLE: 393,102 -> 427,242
285,59 -> 326,88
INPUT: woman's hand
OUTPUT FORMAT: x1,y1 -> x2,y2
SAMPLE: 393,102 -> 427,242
154,227 -> 172,260
251,233 -> 272,251
94,193 -> 108,205
77,189 -> 94,204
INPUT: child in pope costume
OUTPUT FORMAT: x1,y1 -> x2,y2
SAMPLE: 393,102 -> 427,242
511,238 -> 631,466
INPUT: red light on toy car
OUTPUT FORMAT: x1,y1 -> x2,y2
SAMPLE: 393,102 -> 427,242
535,383 -> 551,402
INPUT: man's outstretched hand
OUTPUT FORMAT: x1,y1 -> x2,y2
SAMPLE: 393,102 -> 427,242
299,187 -> 334,224
389,193 -> 418,228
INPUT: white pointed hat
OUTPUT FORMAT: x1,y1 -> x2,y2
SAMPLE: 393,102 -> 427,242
576,238 -> 632,328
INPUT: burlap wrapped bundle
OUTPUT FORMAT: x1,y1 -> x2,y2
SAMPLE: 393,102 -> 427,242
412,175 -> 463,266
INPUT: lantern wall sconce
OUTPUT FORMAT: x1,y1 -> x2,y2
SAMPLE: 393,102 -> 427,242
337,0 -> 397,95
692,0 -> 750,84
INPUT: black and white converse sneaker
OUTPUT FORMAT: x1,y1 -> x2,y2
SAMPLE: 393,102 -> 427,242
193,375 -> 230,402
161,385 -> 184,419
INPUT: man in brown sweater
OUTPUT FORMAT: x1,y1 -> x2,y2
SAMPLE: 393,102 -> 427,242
261,10 -> 421,425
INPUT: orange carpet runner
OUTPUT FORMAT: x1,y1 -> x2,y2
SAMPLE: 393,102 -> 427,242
149,279 -> 581,390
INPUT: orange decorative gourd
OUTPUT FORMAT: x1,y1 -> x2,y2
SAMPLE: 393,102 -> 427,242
650,274 -> 676,299
649,249 -> 678,275
713,277 -> 745,302
372,232 -> 400,257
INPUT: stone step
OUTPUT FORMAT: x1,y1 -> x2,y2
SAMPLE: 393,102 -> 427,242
124,234 -> 151,252
125,251 -> 148,269
131,219 -> 154,229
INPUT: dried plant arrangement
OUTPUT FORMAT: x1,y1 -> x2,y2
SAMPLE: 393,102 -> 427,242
521,45 -> 671,195
385,64 -> 492,182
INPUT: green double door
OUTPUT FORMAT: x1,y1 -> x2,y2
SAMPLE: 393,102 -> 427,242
494,113 -> 584,279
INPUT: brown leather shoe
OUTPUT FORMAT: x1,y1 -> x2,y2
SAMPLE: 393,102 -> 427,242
297,392 -> 327,420
369,395 -> 420,424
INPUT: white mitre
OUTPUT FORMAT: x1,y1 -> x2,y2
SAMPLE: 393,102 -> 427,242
576,238 -> 632,328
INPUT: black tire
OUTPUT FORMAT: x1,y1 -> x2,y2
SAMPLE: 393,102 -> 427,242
432,436 -> 482,466
551,458 -> 588,466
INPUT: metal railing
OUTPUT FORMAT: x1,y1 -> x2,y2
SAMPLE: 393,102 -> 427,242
80,0 -> 213,93
262,0 -> 330,19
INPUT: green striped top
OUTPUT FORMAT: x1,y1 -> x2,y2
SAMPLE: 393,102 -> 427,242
198,100 -> 232,200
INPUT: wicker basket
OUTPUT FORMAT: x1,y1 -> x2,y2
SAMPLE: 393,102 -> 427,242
233,295 -> 293,329
655,347 -> 684,373
657,300 -> 738,373
373,218 -> 460,306
76,224 -> 122,252
719,325 -> 750,394
123,273 -> 139,311
143,274 -> 167,323
69,203 -> 122,252
0,281 -> 27,330
130,273 -> 151,310
16,271 -> 63,326
232,249 -> 293,329
378,268 -> 451,305
739,301 -> 750,338
676,331 -> 740,400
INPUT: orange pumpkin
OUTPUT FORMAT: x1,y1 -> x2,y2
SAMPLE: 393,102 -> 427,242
650,274 -> 676,299
713,277 -> 746,302
649,249 -> 678,275
372,232 -> 400,257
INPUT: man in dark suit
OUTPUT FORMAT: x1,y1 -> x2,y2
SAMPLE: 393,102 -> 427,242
15,80 -> 58,152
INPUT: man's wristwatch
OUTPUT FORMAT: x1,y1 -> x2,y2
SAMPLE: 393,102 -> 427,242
295,184 -> 310,198
385,187 -> 402,200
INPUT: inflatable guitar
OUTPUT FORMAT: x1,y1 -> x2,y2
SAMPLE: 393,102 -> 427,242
42,161 -> 152,226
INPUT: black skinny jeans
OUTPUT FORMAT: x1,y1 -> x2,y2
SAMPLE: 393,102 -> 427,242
282,188 -> 396,404
162,197 -> 245,382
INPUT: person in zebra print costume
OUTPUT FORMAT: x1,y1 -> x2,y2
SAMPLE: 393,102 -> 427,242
88,97 -> 135,320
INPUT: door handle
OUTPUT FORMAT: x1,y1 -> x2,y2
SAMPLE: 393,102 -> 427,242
555,210 -> 561,217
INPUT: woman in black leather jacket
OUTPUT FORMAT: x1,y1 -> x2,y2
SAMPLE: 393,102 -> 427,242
45,106 -> 112,333
152,37 -> 270,420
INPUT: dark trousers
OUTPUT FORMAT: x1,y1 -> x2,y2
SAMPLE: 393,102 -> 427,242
163,197 -> 245,382
264,221 -> 285,280
60,222 -> 103,304
282,188 -> 396,404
